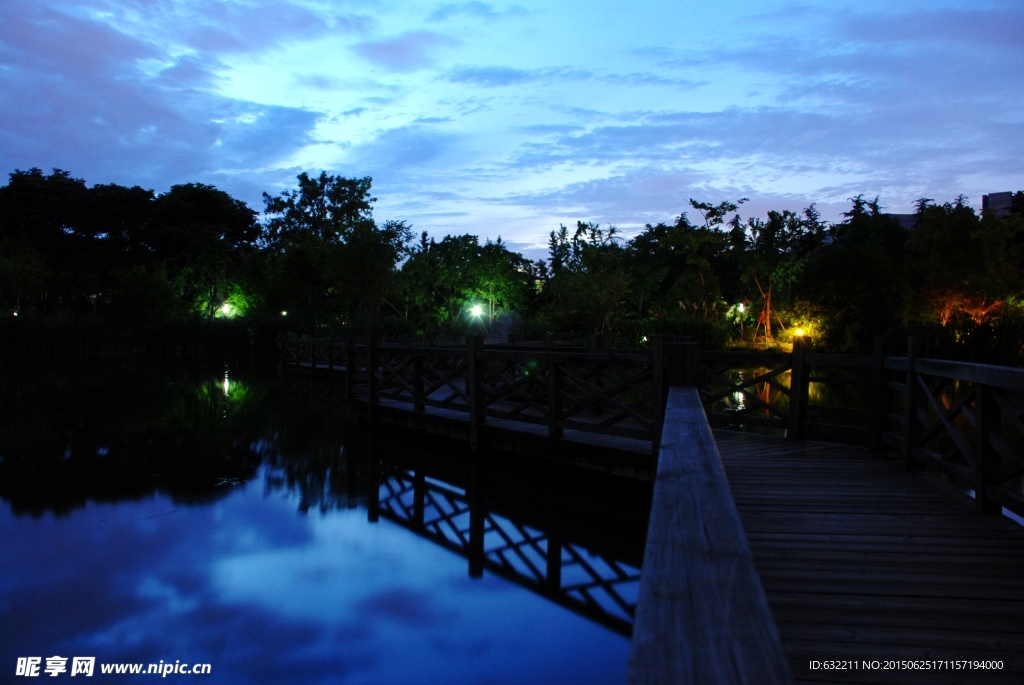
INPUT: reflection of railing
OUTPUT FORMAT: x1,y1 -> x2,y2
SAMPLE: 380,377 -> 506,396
371,461 -> 641,636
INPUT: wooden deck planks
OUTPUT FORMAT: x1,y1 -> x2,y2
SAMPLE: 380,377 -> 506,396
714,429 -> 1024,684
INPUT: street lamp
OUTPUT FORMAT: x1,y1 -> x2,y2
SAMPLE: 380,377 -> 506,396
470,304 -> 483,318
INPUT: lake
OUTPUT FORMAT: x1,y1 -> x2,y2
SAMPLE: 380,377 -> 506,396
0,360 -> 648,683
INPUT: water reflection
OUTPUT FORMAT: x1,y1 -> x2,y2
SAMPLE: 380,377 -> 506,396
0,362 -> 636,683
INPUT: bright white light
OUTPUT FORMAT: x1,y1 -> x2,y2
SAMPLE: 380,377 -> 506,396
281,311 -> 287,316
223,372 -> 230,396
737,303 -> 745,313
470,305 -> 483,317
221,303 -> 232,315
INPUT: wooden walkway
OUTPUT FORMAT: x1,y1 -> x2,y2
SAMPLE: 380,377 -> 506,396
715,430 -> 1024,684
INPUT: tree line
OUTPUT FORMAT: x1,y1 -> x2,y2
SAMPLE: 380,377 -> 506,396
2,167 -> 1023,361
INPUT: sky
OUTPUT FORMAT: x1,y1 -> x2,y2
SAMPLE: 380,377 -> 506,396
1,0 -> 1022,257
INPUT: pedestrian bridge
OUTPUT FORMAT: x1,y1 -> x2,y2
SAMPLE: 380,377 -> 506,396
282,336 -> 1024,683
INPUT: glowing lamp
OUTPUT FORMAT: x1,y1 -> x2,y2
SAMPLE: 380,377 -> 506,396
281,311 -> 288,316
737,303 -> 745,313
795,328 -> 805,337
470,304 -> 483,317
221,303 -> 232,315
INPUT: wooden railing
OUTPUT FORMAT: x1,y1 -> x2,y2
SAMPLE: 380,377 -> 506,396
282,335 -> 695,451
628,387 -> 792,684
890,338 -> 1024,516
282,335 -> 1024,518
699,335 -> 1024,518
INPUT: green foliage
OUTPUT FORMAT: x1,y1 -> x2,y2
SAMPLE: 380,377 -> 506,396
261,172 -> 411,332
0,238 -> 49,314
5,164 -> 1024,363
796,197 -> 908,350
545,222 -> 629,334
390,232 -> 539,337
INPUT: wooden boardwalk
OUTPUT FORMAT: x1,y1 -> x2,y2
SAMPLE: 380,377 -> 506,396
715,429 -> 1024,684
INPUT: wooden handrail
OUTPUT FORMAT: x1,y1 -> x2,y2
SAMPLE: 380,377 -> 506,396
627,387 -> 792,685
282,338 -> 1024,519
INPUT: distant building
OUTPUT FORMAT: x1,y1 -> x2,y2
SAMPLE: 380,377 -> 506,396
887,213 -> 918,230
982,192 -> 1014,219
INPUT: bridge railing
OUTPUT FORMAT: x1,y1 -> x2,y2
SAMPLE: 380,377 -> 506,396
628,386 -> 792,684
283,335 -> 687,450
282,335 -> 1024,517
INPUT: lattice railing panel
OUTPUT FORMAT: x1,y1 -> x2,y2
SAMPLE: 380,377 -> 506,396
701,361 -> 792,429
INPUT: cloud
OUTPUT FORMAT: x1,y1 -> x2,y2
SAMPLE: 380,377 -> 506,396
445,65 -> 699,89
343,124 -> 466,179
0,2 -> 320,197
352,30 -> 458,73
56,0 -> 371,56
426,2 -> 526,23
447,66 -> 538,86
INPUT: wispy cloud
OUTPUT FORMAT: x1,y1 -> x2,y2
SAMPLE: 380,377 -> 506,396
426,2 -> 526,23
0,1 -> 319,195
352,31 -> 458,72
2,0 -> 1022,244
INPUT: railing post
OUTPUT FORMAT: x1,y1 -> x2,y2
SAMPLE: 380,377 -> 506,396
367,335 -> 378,425
869,335 -> 887,451
681,342 -> 701,386
788,335 -> 809,441
548,360 -> 563,439
904,336 -> 929,470
344,334 -> 355,399
651,334 -> 667,440
466,335 -> 485,451
590,334 -> 605,415
413,352 -> 425,413
975,385 -> 1002,515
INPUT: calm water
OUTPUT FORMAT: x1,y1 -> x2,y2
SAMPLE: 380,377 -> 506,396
0,361 -> 640,684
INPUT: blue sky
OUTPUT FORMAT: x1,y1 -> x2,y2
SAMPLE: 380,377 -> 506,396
1,0 -> 1021,256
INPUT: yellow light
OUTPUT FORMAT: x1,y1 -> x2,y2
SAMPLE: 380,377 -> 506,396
470,304 -> 483,317
795,328 -> 805,337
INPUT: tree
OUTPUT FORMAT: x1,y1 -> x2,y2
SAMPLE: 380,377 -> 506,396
262,172 -> 408,331
739,207 -> 823,340
150,183 -> 259,317
545,222 -> 629,334
797,197 -> 908,350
